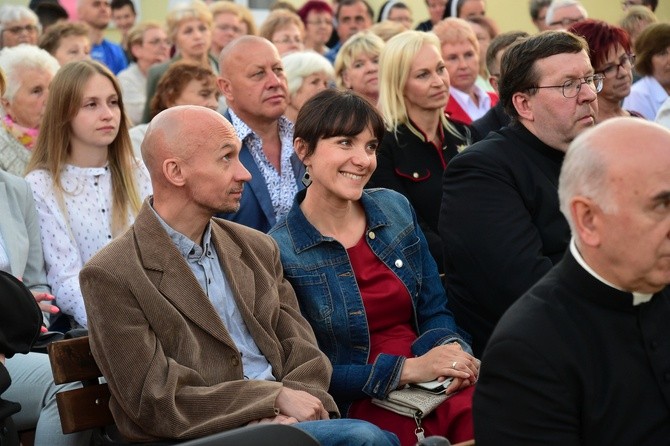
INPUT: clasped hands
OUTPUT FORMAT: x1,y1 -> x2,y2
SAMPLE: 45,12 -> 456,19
248,387 -> 329,426
399,342 -> 480,392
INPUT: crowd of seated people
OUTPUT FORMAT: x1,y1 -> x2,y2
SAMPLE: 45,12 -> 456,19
0,0 -> 669,444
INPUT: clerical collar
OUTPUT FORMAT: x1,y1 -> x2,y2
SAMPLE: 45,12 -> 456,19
570,238 -> 653,306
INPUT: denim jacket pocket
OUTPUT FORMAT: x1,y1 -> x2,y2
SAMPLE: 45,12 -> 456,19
284,273 -> 337,358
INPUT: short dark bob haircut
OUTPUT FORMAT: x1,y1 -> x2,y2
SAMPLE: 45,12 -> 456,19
294,89 -> 385,158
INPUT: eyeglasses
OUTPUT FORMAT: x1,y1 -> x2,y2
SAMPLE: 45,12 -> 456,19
2,24 -> 39,35
596,54 -> 635,78
548,16 -> 584,27
530,74 -> 604,98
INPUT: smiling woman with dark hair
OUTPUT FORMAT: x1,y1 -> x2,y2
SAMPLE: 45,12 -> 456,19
270,89 -> 477,445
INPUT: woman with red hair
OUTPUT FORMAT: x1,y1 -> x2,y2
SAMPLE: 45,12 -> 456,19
570,19 -> 638,122
297,0 -> 333,55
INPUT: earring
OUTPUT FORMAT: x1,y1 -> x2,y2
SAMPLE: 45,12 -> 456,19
301,168 -> 312,188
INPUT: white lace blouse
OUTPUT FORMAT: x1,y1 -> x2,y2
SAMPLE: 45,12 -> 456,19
26,162 -> 152,328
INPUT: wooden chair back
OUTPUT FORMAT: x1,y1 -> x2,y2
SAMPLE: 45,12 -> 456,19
47,336 -> 115,434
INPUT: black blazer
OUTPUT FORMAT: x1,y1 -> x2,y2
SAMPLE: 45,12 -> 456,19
439,123 -> 570,355
368,121 -> 470,272
470,102 -> 510,143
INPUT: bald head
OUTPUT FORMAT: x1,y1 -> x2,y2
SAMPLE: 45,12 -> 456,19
219,35 -> 277,78
141,105 -> 238,184
559,118 -> 670,292
559,118 -> 670,228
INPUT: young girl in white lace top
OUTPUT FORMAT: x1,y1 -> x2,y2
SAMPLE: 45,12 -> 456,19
25,60 -> 152,329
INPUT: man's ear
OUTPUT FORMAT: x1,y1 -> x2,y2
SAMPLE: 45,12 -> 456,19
163,158 -> 186,187
217,76 -> 234,102
512,91 -> 534,122
570,196 -> 602,248
294,137 -> 310,165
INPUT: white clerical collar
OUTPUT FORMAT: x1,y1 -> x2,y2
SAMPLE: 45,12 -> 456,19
570,238 -> 653,306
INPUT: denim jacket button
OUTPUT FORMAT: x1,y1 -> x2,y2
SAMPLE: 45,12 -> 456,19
368,231 -> 376,240
395,259 -> 403,268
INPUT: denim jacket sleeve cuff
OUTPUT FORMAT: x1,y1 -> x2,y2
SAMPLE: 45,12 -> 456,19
362,353 -> 405,399
411,328 -> 474,356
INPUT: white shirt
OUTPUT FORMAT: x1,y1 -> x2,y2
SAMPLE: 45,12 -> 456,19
655,97 -> 670,130
449,84 -> 493,122
26,162 -> 152,327
117,63 -> 147,127
622,76 -> 669,121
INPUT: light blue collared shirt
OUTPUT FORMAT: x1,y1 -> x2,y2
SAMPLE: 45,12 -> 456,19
151,202 -> 275,381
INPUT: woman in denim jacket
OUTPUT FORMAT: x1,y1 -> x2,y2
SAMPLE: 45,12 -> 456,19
269,89 -> 479,445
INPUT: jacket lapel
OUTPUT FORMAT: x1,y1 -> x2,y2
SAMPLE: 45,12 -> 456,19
0,182 -> 27,276
133,202 -> 236,348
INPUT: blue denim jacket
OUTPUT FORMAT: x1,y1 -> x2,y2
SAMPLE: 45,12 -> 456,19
269,188 -> 472,414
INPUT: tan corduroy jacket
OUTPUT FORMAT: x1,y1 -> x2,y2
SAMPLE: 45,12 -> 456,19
80,202 -> 337,442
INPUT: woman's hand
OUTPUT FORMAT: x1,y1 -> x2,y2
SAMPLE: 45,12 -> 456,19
31,290 -> 59,315
399,342 -> 480,389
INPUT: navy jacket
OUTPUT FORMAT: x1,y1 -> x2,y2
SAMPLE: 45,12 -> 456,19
218,111 -> 305,233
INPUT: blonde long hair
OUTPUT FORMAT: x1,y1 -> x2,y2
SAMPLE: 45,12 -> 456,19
26,60 -> 142,236
379,30 -> 463,141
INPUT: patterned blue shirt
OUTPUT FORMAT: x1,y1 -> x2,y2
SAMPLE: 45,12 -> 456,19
228,110 -> 298,222
150,201 -> 275,381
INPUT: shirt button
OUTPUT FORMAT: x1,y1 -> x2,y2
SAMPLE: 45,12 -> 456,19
395,259 -> 403,268
368,231 -> 376,240
412,172 -> 419,178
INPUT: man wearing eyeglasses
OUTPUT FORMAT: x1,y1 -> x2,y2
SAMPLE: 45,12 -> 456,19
545,0 -> 588,30
439,31 -> 599,356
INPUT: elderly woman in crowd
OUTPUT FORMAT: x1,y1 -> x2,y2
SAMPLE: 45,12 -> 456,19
282,50 -> 334,123
377,1 -> 414,29
433,17 -> 497,124
0,68 -> 90,446
416,0 -> 447,32
261,9 -> 305,56
335,31 -> 384,106
0,44 -> 59,176
369,31 -> 470,274
269,89 -> 477,446
467,15 -> 498,92
117,22 -> 170,126
26,60 -> 152,330
142,0 -> 216,123
297,0 -> 333,55
209,1 -> 245,59
443,0 -> 486,19
623,23 -> 670,120
38,21 -> 90,66
130,62 -> 219,154
0,5 -> 40,49
619,5 -> 656,51
569,19 -> 639,122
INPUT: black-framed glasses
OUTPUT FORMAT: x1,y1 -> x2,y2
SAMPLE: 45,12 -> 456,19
596,54 -> 635,78
530,74 -> 604,98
